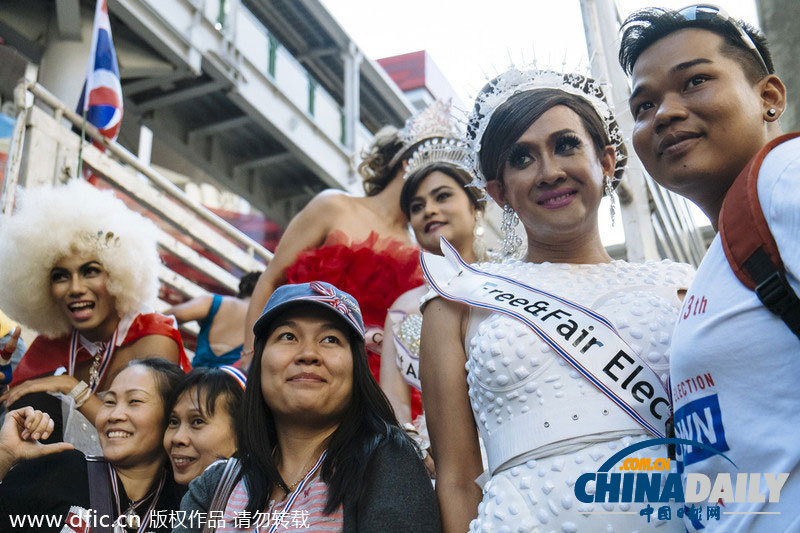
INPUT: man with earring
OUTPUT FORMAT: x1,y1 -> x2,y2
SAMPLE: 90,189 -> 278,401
619,6 -> 799,532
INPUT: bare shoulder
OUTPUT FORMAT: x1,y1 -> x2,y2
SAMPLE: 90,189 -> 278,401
423,294 -> 467,317
125,334 -> 181,362
391,285 -> 428,314
278,190 -> 353,243
422,297 -> 470,337
307,189 -> 354,212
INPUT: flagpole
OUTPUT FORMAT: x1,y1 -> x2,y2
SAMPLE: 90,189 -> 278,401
77,107 -> 88,178
76,0 -> 122,181
78,0 -> 101,181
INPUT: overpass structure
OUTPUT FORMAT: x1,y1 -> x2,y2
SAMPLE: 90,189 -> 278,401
1,0 -> 415,227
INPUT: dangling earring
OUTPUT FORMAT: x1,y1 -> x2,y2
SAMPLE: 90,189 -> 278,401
767,108 -> 777,118
501,204 -> 522,260
604,175 -> 617,226
472,211 -> 487,262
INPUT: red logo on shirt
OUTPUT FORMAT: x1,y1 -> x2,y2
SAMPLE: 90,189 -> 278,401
681,294 -> 708,320
672,372 -> 716,402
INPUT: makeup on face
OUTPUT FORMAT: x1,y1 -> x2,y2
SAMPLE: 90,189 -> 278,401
494,106 -> 611,240
408,171 -> 477,255
50,254 -> 118,340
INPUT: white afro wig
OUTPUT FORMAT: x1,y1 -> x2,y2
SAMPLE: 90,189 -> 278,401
0,180 -> 161,338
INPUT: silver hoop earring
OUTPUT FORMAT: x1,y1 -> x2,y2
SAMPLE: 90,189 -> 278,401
501,204 -> 522,261
604,175 -> 617,227
767,108 -> 777,118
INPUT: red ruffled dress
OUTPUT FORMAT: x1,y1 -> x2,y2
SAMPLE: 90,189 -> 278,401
286,230 -> 424,419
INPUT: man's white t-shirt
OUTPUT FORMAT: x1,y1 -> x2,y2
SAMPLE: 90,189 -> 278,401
669,136 -> 800,532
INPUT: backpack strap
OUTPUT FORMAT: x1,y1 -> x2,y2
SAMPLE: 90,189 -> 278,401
86,455 -> 115,533
719,132 -> 800,340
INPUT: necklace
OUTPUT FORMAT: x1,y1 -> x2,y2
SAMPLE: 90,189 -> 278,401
263,452 -> 327,533
275,450 -> 326,495
284,476 -> 307,494
88,349 -> 104,389
282,461 -> 317,495
69,328 -> 119,392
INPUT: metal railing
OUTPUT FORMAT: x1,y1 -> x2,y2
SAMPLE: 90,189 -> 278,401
29,81 -> 272,265
2,79 -> 272,334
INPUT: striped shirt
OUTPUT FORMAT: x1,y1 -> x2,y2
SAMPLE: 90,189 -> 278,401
217,471 -> 344,532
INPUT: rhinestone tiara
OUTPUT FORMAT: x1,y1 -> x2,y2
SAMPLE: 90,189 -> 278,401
403,137 -> 473,181
389,99 -> 460,167
464,68 -> 626,189
78,229 -> 121,250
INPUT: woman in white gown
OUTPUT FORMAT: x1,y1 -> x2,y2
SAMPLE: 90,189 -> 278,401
420,69 -> 693,532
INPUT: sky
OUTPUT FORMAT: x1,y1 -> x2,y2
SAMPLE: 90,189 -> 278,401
319,0 -> 759,245
320,0 -> 759,107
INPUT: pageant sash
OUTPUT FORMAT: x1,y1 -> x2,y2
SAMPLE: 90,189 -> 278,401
421,237 -> 669,438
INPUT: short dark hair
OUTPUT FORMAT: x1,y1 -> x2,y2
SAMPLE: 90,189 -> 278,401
237,271 -> 261,299
167,366 -> 244,424
127,358 -> 185,425
471,84 -> 626,184
400,162 -> 484,219
237,303 -> 413,515
619,7 -> 773,84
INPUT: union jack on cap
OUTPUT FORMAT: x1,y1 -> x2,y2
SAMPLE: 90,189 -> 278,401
253,281 -> 365,340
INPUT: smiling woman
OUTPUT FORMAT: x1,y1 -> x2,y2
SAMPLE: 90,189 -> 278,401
0,179 -> 190,449
379,140 -> 486,480
0,358 -> 186,533
49,257 -> 118,343
419,69 -> 694,532
177,282 -> 441,532
163,366 -> 244,485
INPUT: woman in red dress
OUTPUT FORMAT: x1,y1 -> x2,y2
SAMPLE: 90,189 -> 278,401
243,101 -> 456,378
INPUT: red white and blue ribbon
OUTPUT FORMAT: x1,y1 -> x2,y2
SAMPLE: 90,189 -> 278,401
108,464 -> 165,533
303,281 -> 365,336
219,365 -> 247,390
68,327 -> 118,393
421,236 -> 670,439
262,451 -> 327,533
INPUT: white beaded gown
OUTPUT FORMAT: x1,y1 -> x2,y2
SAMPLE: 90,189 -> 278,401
448,259 -> 694,533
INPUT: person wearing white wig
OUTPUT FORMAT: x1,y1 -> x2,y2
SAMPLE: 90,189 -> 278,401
0,179 -> 190,447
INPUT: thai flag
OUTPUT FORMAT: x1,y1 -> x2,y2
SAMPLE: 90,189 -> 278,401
76,0 -> 122,143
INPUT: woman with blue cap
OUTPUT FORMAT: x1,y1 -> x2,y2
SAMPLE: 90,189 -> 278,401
178,281 -> 440,532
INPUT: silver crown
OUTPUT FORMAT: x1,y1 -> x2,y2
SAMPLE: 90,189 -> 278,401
403,137 -> 473,181
390,99 -> 460,167
465,68 -> 626,189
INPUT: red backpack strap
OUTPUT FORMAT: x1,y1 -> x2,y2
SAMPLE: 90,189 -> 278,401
719,132 -> 800,340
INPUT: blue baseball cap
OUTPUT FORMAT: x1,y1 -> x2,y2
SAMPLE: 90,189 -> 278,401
253,281 -> 366,340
